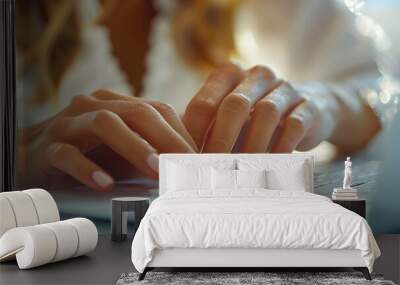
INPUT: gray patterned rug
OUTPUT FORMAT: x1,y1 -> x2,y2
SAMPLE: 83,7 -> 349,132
116,272 -> 395,285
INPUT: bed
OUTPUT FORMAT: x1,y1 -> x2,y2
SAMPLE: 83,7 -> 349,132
131,154 -> 380,280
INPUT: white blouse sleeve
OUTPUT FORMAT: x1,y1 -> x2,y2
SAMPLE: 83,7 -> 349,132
234,0 -> 377,82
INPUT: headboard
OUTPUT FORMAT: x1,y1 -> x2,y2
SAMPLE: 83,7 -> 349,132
159,153 -> 314,195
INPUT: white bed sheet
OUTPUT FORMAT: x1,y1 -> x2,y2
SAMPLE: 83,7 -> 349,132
131,190 -> 380,273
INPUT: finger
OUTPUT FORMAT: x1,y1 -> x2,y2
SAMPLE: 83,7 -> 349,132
271,101 -> 314,153
241,82 -> 304,152
46,143 -> 114,191
61,110 -> 160,178
121,103 -> 196,153
66,92 -> 132,117
182,63 -> 244,149
149,101 -> 198,152
91,89 -> 134,101
66,94 -> 196,153
91,90 -> 198,151
203,66 -> 279,153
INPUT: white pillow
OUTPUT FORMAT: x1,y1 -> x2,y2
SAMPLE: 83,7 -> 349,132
212,169 -> 236,190
238,159 -> 309,191
266,166 -> 307,191
167,163 -> 211,191
236,169 -> 267,189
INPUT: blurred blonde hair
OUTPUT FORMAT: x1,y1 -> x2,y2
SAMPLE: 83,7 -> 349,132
16,0 -> 238,103
172,0 -> 239,70
16,0 -> 81,105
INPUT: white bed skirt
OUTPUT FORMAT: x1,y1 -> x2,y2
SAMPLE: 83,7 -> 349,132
148,248 -> 366,268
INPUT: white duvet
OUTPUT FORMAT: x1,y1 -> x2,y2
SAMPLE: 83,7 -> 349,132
131,190 -> 380,273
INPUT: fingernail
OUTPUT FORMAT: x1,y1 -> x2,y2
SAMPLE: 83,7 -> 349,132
146,153 -> 159,173
92,171 -> 113,188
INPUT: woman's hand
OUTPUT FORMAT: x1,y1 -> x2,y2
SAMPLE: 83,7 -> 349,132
182,63 -> 365,153
20,90 -> 197,191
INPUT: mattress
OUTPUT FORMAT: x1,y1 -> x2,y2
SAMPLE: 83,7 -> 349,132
131,190 -> 380,272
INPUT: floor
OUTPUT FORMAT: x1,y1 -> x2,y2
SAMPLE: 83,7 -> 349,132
374,235 -> 400,284
0,235 -> 399,285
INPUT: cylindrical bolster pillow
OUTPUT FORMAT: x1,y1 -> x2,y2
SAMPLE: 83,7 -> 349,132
0,189 -> 59,237
0,196 -> 17,237
66,218 -> 98,257
0,192 -> 39,227
23,189 -> 59,224
0,226 -> 57,268
0,218 -> 98,269
43,221 -> 79,262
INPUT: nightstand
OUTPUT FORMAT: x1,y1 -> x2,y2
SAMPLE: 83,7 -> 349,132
332,199 -> 366,218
